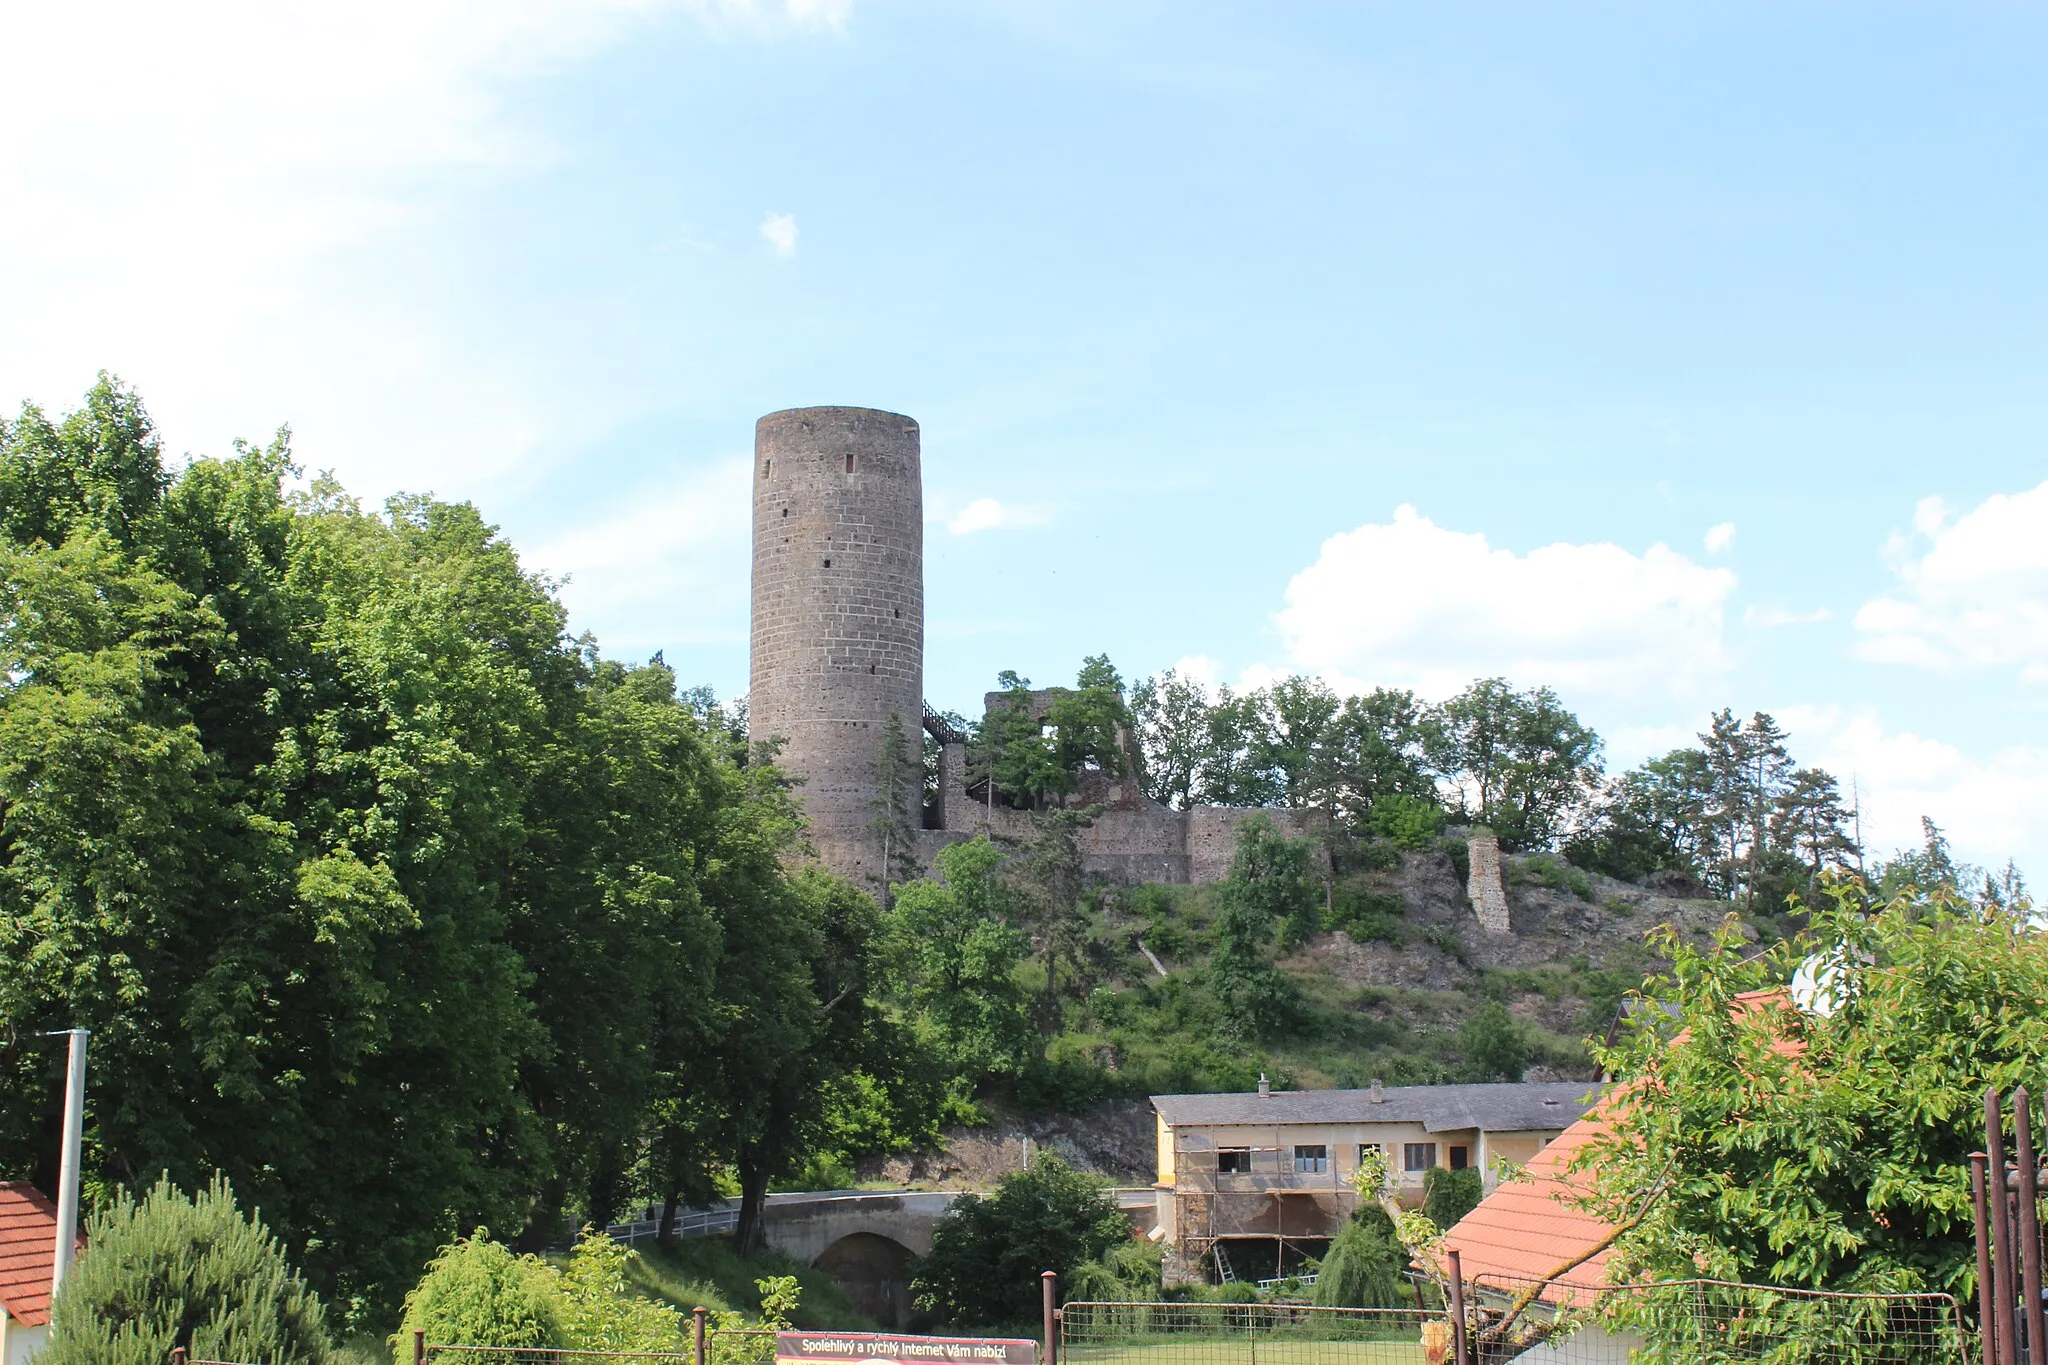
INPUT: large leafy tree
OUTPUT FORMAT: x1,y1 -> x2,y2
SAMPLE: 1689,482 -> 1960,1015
1589,883 -> 2044,1296
882,837 -> 1033,1082
1425,678 -> 1602,850
911,1154 -> 1130,1329
0,378 -> 909,1314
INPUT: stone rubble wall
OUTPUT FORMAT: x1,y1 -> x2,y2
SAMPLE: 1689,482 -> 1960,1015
1467,831 -> 1512,933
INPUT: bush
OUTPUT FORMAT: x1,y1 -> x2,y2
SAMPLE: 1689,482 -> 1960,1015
44,1173 -> 337,1365
396,1233 -> 566,1359
1370,794 -> 1444,851
1458,1001 -> 1530,1081
396,1230 -> 685,1360
1312,1206 -> 1408,1309
911,1154 -> 1130,1329
1421,1168 -> 1483,1231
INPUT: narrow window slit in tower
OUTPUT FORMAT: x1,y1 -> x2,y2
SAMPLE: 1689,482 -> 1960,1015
868,663 -> 876,674
823,558 -> 832,568
845,452 -> 856,474
762,459 -> 771,479
782,507 -> 789,518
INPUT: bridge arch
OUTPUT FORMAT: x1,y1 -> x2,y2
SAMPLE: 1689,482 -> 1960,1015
815,1231 -> 916,1327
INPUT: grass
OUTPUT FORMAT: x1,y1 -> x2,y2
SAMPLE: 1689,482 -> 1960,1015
627,1235 -> 876,1329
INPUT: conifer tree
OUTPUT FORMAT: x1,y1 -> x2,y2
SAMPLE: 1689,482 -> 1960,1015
44,1173 -> 336,1365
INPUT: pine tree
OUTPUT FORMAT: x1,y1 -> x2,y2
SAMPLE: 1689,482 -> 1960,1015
44,1174 -> 337,1365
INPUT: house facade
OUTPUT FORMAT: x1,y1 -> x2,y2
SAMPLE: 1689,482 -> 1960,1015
0,1183 -> 59,1365
1151,1080 -> 1600,1280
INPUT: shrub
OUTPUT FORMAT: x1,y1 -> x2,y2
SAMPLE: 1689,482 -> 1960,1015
395,1233 -> 565,1360
44,1173 -> 337,1365
1312,1206 -> 1408,1309
911,1154 -> 1130,1329
1370,794 -> 1444,851
1421,1168 -> 1483,1231
395,1229 -> 685,1360
1458,1001 -> 1529,1081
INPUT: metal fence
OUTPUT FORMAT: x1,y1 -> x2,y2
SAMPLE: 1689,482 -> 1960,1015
1060,1300 -> 1432,1365
1459,1274 -> 1973,1365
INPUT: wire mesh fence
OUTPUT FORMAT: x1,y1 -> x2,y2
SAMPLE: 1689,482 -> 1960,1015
1060,1300 -> 1432,1365
1461,1274 -> 1974,1365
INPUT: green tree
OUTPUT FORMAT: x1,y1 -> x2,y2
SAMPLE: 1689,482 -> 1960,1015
1258,674 -> 1341,808
1197,687 -> 1280,807
1130,668 -> 1210,809
884,837 -> 1033,1077
1313,687 -> 1434,831
1043,655 -> 1138,783
44,1174 -> 337,1365
1425,680 -> 1601,850
1458,1001 -> 1529,1082
869,709 -> 922,903
1421,1167 -> 1483,1230
1312,1205 -> 1409,1309
980,673 -> 1069,810
911,1155 -> 1130,1329
1208,817 -> 1307,1036
1589,881 -> 2042,1296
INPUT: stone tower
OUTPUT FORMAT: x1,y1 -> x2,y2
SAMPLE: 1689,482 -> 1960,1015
749,407 -> 923,886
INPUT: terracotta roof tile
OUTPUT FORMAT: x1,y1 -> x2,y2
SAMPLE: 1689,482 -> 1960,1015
0,1183 -> 62,1328
1439,1111 -> 1616,1306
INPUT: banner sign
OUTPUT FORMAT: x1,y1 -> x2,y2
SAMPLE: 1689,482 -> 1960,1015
776,1332 -> 1037,1365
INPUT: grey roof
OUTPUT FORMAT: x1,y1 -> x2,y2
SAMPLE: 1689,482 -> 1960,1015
1151,1081 -> 1602,1136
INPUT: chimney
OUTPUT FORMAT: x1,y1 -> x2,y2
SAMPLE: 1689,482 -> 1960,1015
1257,1072 -> 1271,1098
1370,1079 -> 1384,1104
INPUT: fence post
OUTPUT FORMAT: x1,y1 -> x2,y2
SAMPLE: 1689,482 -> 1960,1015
696,1305 -> 709,1365
1447,1250 -> 1469,1365
1975,1154 -> 1998,1365
1042,1271 -> 1058,1365
2018,1090 -> 2046,1365
172,1350 -> 187,1365
1990,1089 -> 2019,1365
414,1327 -> 426,1365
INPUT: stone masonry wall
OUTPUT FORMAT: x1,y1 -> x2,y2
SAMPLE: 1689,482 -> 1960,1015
1467,831 -> 1511,933
749,407 -> 923,890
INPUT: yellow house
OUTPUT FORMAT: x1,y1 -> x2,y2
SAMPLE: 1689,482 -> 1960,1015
1151,1079 -> 1599,1281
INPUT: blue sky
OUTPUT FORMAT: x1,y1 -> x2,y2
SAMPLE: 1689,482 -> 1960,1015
4,1 -> 2044,873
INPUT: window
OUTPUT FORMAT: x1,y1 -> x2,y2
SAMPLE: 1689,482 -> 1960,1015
1449,1146 -> 1470,1171
1358,1143 -> 1389,1173
1293,1145 -> 1329,1174
1402,1143 -> 1437,1173
822,558 -> 832,568
1217,1148 -> 1252,1173
762,459 -> 771,479
845,452 -> 856,473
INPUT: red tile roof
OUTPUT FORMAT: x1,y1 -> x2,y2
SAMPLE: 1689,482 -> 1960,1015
0,1183 -> 61,1328
1439,1112 -> 1616,1305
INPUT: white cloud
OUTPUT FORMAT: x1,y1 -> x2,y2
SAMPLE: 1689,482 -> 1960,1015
526,455 -> 753,646
1778,704 -> 2047,878
1854,480 -> 2048,681
945,497 -> 1051,536
1743,604 -> 1831,629
1704,521 -> 1737,554
1273,505 -> 1737,709
759,211 -> 800,257
0,1 -> 846,503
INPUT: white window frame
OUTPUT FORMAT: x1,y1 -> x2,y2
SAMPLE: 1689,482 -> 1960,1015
1403,1142 -> 1438,1173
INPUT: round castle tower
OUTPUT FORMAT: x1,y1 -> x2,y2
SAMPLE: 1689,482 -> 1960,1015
749,407 -> 924,886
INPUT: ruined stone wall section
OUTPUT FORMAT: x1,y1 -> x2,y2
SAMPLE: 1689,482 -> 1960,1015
750,407 -> 922,889
1467,831 -> 1511,933
1186,807 -> 1328,884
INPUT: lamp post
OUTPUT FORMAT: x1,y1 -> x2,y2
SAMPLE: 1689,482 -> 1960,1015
46,1028 -> 88,1303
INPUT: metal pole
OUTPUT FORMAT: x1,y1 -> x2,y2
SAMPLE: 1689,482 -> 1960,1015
2019,1090 -> 2046,1365
48,1028 -> 88,1304
1042,1271 -> 1058,1365
1448,1249 -> 1470,1365
1978,1154 -> 1999,1365
414,1328 -> 426,1365
173,1350 -> 187,1365
695,1305 -> 709,1365
1992,1089 -> 2020,1365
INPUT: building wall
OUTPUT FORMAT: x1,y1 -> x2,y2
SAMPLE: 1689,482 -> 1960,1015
749,407 -> 923,890
2,1314 -> 48,1365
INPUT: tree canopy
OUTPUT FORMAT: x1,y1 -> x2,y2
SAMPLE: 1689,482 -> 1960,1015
0,377 -> 921,1316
